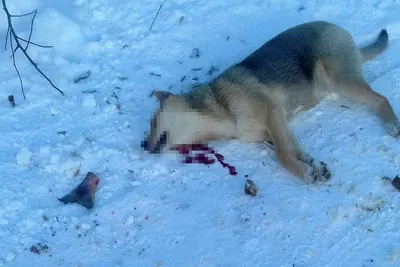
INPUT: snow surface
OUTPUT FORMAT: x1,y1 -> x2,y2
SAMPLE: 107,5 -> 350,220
1,0 -> 400,266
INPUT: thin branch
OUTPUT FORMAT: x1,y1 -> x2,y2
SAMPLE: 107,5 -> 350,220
9,28 -> 25,99
5,26 -> 10,50
9,9 -> 36,18
25,9 -> 37,50
19,46 -> 64,96
2,0 -> 64,99
9,46 -> 17,59
17,36 -> 53,49
150,0 -> 167,31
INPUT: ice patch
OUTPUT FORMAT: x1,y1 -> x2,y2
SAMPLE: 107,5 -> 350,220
5,252 -> 15,262
81,223 -> 91,231
82,94 -> 97,109
39,146 -> 51,155
130,180 -> 141,187
16,148 -> 33,166
103,104 -> 117,113
126,216 -> 134,225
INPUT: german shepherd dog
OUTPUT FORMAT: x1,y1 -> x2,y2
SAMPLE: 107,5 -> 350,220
143,21 -> 398,184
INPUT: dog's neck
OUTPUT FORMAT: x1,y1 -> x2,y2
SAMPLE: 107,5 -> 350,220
180,83 -> 231,119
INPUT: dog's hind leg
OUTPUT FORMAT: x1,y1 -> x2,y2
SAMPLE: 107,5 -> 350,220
266,104 -> 331,183
334,76 -> 400,137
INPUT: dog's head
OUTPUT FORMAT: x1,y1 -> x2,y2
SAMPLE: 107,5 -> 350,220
142,90 -> 198,153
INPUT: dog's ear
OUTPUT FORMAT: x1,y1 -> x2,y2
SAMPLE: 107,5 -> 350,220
152,90 -> 174,103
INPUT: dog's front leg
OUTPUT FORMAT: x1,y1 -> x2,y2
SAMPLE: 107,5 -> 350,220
266,105 -> 331,183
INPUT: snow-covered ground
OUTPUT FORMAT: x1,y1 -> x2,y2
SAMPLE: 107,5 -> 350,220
1,0 -> 400,266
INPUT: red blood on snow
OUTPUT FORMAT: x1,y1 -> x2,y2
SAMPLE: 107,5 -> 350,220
171,144 -> 237,176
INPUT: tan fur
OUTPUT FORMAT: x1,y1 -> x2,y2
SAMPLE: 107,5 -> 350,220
144,21 -> 397,184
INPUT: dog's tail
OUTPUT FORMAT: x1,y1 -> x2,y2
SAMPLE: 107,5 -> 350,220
360,29 -> 388,63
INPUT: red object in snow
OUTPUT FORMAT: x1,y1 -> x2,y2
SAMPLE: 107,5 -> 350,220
58,172 -> 100,209
171,144 -> 237,176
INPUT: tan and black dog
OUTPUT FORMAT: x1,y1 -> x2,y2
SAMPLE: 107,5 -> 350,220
143,20 -> 397,184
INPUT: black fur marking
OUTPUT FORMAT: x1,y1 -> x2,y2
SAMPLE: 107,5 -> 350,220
297,46 -> 315,82
237,25 -> 323,84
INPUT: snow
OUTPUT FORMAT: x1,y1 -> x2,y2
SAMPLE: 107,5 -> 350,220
82,94 -> 97,109
16,148 -> 33,167
1,0 -> 400,266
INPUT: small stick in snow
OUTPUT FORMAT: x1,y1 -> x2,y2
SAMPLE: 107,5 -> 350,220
58,172 -> 100,209
111,92 -> 119,100
73,70 -> 91,84
2,0 -> 64,99
190,48 -> 200,58
8,95 -> 15,107
149,0 -> 167,31
149,72 -> 162,77
298,6 -> 306,12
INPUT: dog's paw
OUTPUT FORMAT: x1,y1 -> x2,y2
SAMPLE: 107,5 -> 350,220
384,120 -> 400,137
305,160 -> 331,183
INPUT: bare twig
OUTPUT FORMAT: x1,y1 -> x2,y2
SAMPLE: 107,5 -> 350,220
9,46 -> 17,59
25,9 -> 37,50
150,0 -> 167,31
17,36 -> 53,48
2,0 -> 64,99
9,29 -> 25,98
10,9 -> 36,17
4,26 -> 9,50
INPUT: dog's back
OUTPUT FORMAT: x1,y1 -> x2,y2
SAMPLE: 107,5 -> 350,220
207,21 -> 388,117
238,21 -> 335,84
237,21 -> 386,84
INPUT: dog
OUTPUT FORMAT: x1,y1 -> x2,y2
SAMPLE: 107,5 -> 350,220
142,20 -> 399,184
